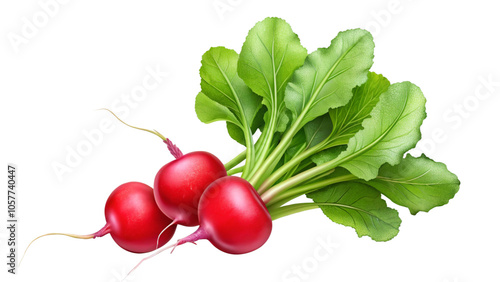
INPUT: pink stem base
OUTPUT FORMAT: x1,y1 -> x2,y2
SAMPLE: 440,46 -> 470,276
164,139 -> 183,159
93,223 -> 111,239
177,227 -> 209,246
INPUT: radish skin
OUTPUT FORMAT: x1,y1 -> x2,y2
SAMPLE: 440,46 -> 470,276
154,151 -> 227,226
188,176 -> 272,254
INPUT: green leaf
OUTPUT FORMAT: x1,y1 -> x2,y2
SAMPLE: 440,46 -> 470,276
284,29 -> 374,128
226,122 -> 246,145
328,72 -> 390,145
252,106 -> 267,132
197,46 -> 262,146
251,29 -> 375,186
227,106 -> 267,146
284,129 -> 307,163
307,182 -> 401,241
195,92 -> 239,125
334,82 -> 427,180
238,17 -> 308,133
303,114 -> 333,149
280,114 -> 333,177
307,72 -> 390,164
283,114 -> 333,168
311,145 -> 347,165
363,154 -> 460,215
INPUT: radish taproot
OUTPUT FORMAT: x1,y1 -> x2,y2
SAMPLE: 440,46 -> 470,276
22,182 -> 177,264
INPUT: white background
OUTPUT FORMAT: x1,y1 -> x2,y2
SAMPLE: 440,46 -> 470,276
1,1 -> 499,282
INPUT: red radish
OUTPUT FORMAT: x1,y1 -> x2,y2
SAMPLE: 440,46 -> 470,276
154,151 -> 227,226
21,182 -> 176,263
104,182 -> 177,252
100,108 -> 228,227
182,176 -> 273,254
129,176 -> 272,275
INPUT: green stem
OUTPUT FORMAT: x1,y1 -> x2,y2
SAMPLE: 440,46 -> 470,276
227,166 -> 244,176
280,163 -> 301,184
277,142 -> 308,183
292,160 -> 315,176
266,174 -> 357,206
260,157 -> 344,203
240,128 -> 255,178
257,138 -> 328,194
249,86 -> 322,188
300,169 -> 336,185
224,150 -> 246,171
269,203 -> 320,220
249,116 -> 302,187
270,202 -> 363,221
247,108 -> 277,179
238,115 -> 255,178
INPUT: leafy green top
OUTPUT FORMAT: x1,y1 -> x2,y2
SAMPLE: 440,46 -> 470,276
195,17 -> 460,242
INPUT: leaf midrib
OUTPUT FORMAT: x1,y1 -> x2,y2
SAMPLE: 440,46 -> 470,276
211,52 -> 251,131
317,202 -> 398,229
296,32 -> 369,126
336,87 -> 410,168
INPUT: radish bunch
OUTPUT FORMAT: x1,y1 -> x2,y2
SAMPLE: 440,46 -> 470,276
23,115 -> 273,268
25,17 -> 460,279
96,110 -> 273,256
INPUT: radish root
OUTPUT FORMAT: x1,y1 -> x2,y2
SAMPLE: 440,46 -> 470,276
20,223 -> 111,267
99,108 -> 183,159
125,228 -> 209,280
155,220 -> 177,249
124,241 -> 179,281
